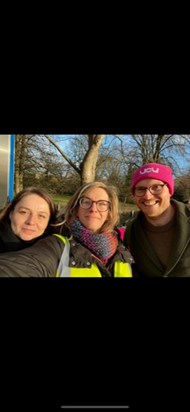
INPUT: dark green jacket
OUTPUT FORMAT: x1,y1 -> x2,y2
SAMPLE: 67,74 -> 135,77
124,200 -> 190,277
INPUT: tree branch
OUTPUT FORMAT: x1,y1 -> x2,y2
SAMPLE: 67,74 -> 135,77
43,135 -> 81,174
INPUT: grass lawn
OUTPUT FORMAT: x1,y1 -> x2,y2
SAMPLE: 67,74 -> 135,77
53,195 -> 138,218
120,203 -> 138,212
53,195 -> 71,205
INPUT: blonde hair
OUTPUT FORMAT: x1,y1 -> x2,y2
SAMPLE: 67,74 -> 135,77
55,181 -> 120,233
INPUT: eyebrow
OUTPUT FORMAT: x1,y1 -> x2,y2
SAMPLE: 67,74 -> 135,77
17,207 -> 49,215
82,196 -> 110,202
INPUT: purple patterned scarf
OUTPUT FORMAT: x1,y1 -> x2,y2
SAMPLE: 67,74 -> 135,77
70,218 -> 118,264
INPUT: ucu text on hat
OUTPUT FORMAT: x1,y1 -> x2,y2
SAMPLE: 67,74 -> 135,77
140,167 -> 159,175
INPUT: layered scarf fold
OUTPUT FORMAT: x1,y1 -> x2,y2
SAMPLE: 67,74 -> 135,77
70,218 -> 118,264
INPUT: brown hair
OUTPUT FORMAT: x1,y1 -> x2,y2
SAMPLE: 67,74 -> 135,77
0,187 -> 57,225
55,181 -> 120,233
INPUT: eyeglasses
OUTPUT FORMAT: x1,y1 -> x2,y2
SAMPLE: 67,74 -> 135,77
134,184 -> 167,197
78,197 -> 111,212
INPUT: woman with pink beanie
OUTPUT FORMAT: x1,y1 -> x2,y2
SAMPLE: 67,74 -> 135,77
124,162 -> 190,277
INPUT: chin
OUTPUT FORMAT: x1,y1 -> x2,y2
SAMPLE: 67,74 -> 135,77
146,213 -> 159,219
88,226 -> 99,233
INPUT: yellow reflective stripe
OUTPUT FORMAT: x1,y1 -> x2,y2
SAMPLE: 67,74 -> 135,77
53,234 -> 67,244
53,235 -> 132,277
70,262 -> 132,277
114,261 -> 132,277
70,264 -> 102,277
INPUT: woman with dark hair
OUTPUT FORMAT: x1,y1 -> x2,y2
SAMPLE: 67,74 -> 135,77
0,187 -> 57,252
0,182 -> 133,277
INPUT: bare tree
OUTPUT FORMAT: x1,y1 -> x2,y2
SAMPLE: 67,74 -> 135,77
43,134 -> 106,184
14,135 -> 70,193
120,134 -> 190,174
14,135 -> 106,193
15,135 -> 30,192
14,134 -> 190,199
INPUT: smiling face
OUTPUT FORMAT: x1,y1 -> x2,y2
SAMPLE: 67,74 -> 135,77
134,178 -> 173,224
77,187 -> 110,233
9,194 -> 51,240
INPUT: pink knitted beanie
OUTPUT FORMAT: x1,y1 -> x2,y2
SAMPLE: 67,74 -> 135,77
131,163 -> 174,195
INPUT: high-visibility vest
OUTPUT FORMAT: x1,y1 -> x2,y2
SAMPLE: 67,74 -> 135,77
54,234 -> 132,277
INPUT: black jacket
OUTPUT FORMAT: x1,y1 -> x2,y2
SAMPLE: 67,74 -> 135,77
0,234 -> 133,277
0,220 -> 55,253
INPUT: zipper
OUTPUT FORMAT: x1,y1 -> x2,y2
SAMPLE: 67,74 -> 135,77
91,254 -> 112,277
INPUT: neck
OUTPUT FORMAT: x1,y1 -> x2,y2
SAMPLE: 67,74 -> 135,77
145,204 -> 175,226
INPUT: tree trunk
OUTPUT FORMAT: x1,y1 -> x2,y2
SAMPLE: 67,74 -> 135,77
44,134 -> 106,184
14,135 -> 27,193
80,135 -> 105,184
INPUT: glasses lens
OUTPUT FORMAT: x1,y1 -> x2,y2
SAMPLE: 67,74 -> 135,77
79,198 -> 110,211
79,198 -> 92,209
149,184 -> 164,194
134,187 -> 146,196
135,184 -> 165,196
97,201 -> 110,211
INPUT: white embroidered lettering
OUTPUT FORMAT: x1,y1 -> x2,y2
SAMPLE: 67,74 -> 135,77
140,167 -> 159,175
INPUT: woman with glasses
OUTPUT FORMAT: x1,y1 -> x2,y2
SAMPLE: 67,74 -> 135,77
0,182 -> 133,277
124,162 -> 190,277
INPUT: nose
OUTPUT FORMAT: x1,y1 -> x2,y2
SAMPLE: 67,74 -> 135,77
143,188 -> 154,199
25,213 -> 37,225
89,201 -> 98,212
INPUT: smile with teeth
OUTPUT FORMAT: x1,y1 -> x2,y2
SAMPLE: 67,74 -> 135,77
143,201 -> 159,206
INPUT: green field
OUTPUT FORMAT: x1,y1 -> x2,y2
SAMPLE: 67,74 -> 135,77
53,195 -> 71,205
53,195 -> 138,217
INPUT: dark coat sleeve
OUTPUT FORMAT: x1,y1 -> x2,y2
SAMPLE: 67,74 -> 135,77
0,235 -> 64,277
